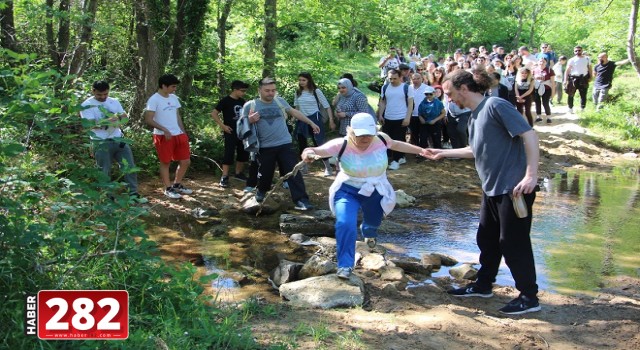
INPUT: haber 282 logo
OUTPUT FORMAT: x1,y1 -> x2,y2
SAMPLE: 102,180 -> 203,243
25,290 -> 128,340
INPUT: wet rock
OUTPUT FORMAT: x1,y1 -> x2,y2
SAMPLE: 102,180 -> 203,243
622,152 -> 638,159
279,210 -> 335,236
389,256 -> 433,276
395,189 -> 416,208
421,253 -> 442,270
432,253 -> 458,267
241,194 -> 276,215
299,255 -> 337,279
379,220 -> 410,234
203,226 -> 227,239
449,263 -> 478,280
270,259 -> 304,287
379,266 -> 408,282
392,280 -> 408,291
279,274 -> 365,309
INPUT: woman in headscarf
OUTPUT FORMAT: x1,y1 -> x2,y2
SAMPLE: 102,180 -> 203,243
334,78 -> 372,137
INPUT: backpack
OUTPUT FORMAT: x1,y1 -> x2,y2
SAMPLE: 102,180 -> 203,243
381,82 -> 409,107
336,134 -> 388,164
236,97 -> 288,153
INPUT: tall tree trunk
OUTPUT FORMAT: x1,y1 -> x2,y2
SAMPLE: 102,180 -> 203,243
628,0 -> 640,78
216,0 -> 235,94
57,0 -> 70,65
173,0 -> 209,100
45,0 -> 59,66
172,0 -> 187,62
262,0 -> 277,78
0,0 -> 17,51
68,0 -> 99,77
129,0 -> 173,127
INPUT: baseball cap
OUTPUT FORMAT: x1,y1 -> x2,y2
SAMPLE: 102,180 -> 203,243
424,86 -> 435,94
350,113 -> 377,136
399,63 -> 410,70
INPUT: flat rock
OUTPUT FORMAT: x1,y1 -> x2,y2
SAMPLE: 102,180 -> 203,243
279,274 -> 365,309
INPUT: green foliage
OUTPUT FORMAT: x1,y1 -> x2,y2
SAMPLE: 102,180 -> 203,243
579,69 -> 640,151
0,50 -> 265,350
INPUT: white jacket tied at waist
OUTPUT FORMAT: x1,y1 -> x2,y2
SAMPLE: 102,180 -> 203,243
328,171 -> 397,216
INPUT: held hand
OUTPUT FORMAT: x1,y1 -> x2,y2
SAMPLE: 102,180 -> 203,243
513,175 -> 538,196
421,148 -> 444,160
301,149 -> 320,162
249,111 -> 260,124
222,125 -> 233,134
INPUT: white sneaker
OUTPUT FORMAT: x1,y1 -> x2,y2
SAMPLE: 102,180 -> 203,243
172,183 -> 193,195
164,187 -> 182,199
568,108 -> 574,113
324,168 -> 332,177
388,161 -> 400,170
398,157 -> 407,165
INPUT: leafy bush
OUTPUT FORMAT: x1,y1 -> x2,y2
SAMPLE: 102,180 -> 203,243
0,49 -> 271,350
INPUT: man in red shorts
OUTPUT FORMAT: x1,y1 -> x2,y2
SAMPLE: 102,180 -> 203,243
144,74 -> 193,199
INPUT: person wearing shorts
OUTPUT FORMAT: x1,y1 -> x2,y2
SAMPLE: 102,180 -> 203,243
144,74 -> 194,199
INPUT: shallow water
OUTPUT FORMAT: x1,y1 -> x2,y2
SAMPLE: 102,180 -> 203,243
145,167 -> 640,297
387,167 -> 640,295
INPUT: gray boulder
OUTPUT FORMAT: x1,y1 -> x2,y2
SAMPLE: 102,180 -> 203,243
270,259 -> 304,287
299,255 -> 337,279
449,263 -> 479,280
279,274 -> 365,309
279,210 -> 335,236
389,256 -> 433,276
432,253 -> 458,267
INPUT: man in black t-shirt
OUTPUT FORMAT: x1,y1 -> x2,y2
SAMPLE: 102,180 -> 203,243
592,53 -> 626,110
211,80 -> 250,187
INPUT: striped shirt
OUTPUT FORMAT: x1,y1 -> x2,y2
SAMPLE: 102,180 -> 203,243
294,89 -> 330,116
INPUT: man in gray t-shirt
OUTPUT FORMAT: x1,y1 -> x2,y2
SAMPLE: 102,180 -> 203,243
424,69 -> 541,316
241,77 -> 320,211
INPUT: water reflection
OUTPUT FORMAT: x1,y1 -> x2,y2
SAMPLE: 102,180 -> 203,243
386,168 -> 640,295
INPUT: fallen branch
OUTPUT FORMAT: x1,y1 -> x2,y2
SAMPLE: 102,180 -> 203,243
256,155 -> 321,216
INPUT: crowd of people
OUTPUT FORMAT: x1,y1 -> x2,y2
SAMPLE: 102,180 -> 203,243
79,42 -> 622,316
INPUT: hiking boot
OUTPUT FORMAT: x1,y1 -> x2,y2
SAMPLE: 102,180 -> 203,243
447,283 -> 493,298
243,186 -> 256,193
498,294 -> 541,315
164,187 -> 182,199
294,199 -> 314,211
398,157 -> 407,165
172,183 -> 193,195
219,176 -> 230,188
336,267 -> 352,279
255,191 -> 265,203
234,173 -> 248,181
388,161 -> 400,170
364,237 -> 377,249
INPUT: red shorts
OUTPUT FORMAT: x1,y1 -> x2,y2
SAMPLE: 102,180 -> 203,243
153,133 -> 191,163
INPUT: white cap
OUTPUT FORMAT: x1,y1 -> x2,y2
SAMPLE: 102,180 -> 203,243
350,113 -> 377,136
424,85 -> 435,94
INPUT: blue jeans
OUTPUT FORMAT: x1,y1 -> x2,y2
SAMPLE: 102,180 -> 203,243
334,183 -> 384,268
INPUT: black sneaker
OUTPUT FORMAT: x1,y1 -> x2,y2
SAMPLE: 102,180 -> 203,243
546,118 -> 552,124
234,173 -> 248,181
219,176 -> 229,188
499,294 -> 541,315
447,283 -> 493,298
255,191 -> 265,203
294,199 -> 314,211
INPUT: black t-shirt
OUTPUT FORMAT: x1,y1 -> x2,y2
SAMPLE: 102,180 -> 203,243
214,95 -> 246,129
594,61 -> 616,89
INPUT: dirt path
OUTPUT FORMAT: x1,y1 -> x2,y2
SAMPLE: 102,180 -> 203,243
141,107 -> 640,349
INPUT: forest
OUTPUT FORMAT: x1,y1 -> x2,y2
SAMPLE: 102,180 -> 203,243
1,0 -> 640,348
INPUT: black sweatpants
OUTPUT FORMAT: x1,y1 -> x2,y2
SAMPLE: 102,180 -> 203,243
474,191 -> 538,299
256,143 -> 309,204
